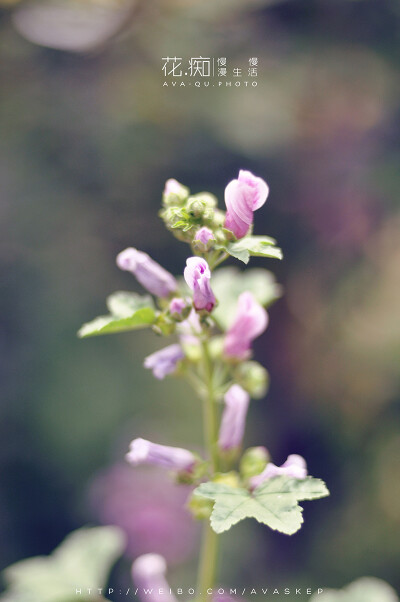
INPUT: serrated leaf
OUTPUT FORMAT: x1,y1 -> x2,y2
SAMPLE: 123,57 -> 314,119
310,578 -> 399,602
194,476 -> 329,535
223,236 -> 283,264
211,267 -> 282,330
78,292 -> 156,337
1,527 -> 125,602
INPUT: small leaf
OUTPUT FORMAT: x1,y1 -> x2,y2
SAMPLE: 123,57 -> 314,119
78,292 -> 156,338
223,236 -> 283,264
106,291 -> 155,318
1,526 -> 125,602
194,475 -> 329,535
309,578 -> 399,602
211,267 -> 282,330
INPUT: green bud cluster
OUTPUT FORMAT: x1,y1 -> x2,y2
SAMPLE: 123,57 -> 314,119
160,181 -> 226,243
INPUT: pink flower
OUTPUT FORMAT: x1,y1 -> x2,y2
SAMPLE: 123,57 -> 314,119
250,454 -> 308,489
218,385 -> 250,451
224,292 -> 268,359
144,344 -> 184,380
116,248 -> 177,298
169,298 -> 187,316
126,438 -> 196,472
194,227 -> 215,246
184,257 -> 216,312
132,554 -> 176,602
224,170 -> 269,239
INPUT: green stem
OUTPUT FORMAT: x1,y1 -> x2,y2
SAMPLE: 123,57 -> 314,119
196,338 -> 219,601
201,339 -> 218,473
197,521 -> 218,600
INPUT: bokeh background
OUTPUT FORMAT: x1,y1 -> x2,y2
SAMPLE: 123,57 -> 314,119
1,0 -> 400,598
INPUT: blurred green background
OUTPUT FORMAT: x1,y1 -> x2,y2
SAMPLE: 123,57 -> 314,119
1,0 -> 400,598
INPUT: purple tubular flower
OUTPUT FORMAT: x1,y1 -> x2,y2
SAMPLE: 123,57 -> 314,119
194,227 -> 215,246
126,438 -> 196,472
184,257 -> 216,312
169,297 -> 186,315
116,248 -> 177,298
224,292 -> 268,360
132,554 -> 177,602
144,344 -> 184,380
250,454 -> 308,489
224,170 -> 269,239
218,385 -> 250,451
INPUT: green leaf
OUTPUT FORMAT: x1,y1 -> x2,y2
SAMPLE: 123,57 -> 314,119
1,527 -> 125,602
223,235 -> 283,264
309,578 -> 399,602
78,292 -> 157,338
106,291 -> 155,318
211,267 -> 282,330
194,476 -> 329,535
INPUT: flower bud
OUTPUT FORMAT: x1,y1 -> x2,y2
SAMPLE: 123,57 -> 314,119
224,292 -> 268,360
224,170 -> 269,239
184,257 -> 216,313
186,197 -> 206,218
116,248 -> 177,298
218,385 -> 250,452
126,438 -> 196,472
132,554 -> 176,602
144,344 -> 184,380
235,361 -> 269,399
250,454 -> 308,489
162,179 -> 189,207
187,492 -> 213,520
240,446 -> 270,479
169,297 -> 188,317
193,227 -> 215,250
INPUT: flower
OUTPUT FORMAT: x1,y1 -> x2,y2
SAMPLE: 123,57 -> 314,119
218,385 -> 250,451
132,554 -> 177,602
224,292 -> 268,359
224,170 -> 269,239
144,344 -> 184,380
169,297 -> 187,316
250,454 -> 308,489
194,227 -> 215,246
90,464 -> 198,564
126,438 -> 196,472
116,248 -> 177,298
184,257 -> 216,312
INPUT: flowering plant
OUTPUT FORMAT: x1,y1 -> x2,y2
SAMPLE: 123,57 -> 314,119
78,171 -> 330,599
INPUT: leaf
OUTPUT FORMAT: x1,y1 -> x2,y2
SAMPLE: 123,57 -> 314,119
309,578 -> 399,602
223,236 -> 283,264
1,527 -> 126,602
78,291 -> 156,337
211,267 -> 282,330
106,291 -> 155,318
194,475 -> 329,535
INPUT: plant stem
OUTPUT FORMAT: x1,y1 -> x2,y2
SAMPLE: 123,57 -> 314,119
196,338 -> 219,601
197,521 -> 218,600
201,339 -> 218,473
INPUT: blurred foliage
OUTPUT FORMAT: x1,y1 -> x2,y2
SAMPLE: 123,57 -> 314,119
1,0 -> 400,599
0,527 -> 125,601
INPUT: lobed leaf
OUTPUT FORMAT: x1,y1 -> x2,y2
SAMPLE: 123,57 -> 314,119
222,235 -> 283,264
1,527 -> 125,602
195,475 -> 329,535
